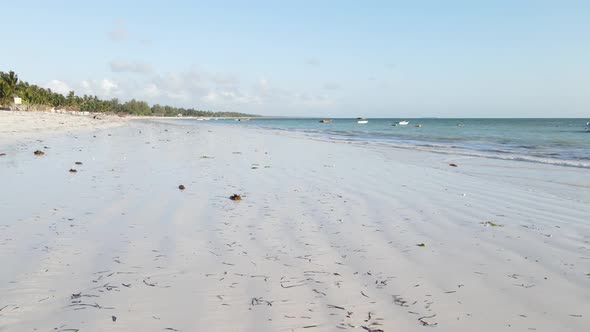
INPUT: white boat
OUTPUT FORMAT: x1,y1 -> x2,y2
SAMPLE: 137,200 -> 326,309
357,117 -> 368,124
392,120 -> 409,126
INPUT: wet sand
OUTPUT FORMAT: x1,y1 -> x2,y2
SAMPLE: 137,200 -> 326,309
1,115 -> 589,332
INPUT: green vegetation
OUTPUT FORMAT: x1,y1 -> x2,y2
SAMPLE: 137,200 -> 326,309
0,71 -> 19,105
0,70 -> 255,117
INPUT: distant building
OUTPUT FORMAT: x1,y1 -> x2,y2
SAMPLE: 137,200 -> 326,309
14,97 -> 22,105
177,113 -> 183,117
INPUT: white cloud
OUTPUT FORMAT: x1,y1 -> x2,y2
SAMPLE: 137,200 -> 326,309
46,67 -> 335,114
204,90 -> 250,104
44,80 -> 72,95
142,83 -> 161,98
79,79 -> 119,98
101,80 -> 117,92
209,73 -> 239,87
149,70 -> 206,102
144,72 -> 333,110
110,59 -> 153,74
257,78 -> 270,90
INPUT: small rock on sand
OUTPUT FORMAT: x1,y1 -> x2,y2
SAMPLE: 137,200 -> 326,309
178,185 -> 186,190
230,194 -> 242,201
34,150 -> 45,156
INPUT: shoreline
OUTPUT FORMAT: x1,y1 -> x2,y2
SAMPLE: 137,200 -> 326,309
158,117 -> 590,170
1,114 -> 589,331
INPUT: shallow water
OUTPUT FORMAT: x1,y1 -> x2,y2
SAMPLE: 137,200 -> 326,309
186,118 -> 590,168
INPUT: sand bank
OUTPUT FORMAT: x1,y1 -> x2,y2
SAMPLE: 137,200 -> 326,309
0,117 -> 589,331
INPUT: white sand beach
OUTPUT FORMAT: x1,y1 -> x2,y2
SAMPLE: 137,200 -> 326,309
1,113 -> 589,332
0,111 -> 127,145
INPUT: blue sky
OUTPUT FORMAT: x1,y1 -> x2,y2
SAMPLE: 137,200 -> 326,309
1,0 -> 589,117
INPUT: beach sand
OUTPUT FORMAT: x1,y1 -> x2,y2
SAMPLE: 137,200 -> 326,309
1,114 -> 589,332
0,111 -> 127,146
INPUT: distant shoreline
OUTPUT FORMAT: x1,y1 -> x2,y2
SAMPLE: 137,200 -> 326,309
0,108 -> 257,119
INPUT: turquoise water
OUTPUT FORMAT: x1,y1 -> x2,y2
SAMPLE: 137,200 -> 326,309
186,118 -> 590,168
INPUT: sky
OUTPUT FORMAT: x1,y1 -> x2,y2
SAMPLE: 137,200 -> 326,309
1,0 -> 589,117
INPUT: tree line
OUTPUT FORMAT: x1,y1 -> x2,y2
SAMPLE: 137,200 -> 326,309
0,70 -> 255,117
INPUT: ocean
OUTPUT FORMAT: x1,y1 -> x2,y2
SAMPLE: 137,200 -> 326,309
185,118 -> 590,168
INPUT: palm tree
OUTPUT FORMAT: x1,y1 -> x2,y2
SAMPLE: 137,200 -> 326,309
0,71 -> 19,106
1,71 -> 19,94
66,91 -> 76,106
0,80 -> 9,105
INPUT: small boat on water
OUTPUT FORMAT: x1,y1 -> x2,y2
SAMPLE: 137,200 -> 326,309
319,119 -> 332,123
392,120 -> 409,126
586,122 -> 590,131
357,117 -> 368,124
